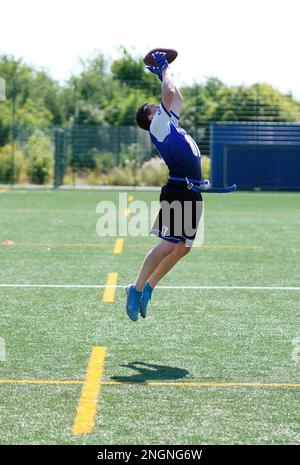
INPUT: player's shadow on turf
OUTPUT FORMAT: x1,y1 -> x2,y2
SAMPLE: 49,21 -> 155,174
110,361 -> 189,383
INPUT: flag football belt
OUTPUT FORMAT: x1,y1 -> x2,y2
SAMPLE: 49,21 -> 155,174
168,176 -> 237,193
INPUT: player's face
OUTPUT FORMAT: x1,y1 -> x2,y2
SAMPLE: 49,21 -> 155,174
148,104 -> 159,121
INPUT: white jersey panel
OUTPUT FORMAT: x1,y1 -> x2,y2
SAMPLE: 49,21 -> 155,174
149,104 -> 171,142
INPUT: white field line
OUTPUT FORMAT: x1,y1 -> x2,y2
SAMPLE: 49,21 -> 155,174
0,284 -> 300,291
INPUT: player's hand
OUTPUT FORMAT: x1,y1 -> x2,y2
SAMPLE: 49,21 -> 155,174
145,64 -> 163,81
152,51 -> 169,71
144,52 -> 169,81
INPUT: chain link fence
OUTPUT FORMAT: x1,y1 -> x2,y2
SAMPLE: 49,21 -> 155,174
0,98 -> 299,187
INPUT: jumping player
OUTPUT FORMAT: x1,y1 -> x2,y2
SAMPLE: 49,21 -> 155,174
126,51 -> 203,321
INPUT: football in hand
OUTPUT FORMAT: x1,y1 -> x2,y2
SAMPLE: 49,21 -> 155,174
143,48 -> 178,67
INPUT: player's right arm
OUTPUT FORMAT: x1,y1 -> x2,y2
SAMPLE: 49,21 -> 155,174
170,84 -> 183,117
161,68 -> 176,111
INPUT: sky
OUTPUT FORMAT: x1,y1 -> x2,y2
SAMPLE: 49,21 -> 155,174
1,0 -> 300,98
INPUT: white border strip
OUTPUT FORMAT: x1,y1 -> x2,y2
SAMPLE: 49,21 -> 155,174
0,284 -> 300,291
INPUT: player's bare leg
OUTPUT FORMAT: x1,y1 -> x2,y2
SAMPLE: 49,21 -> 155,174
126,239 -> 176,321
138,240 -> 191,318
148,241 -> 191,289
135,239 -> 176,292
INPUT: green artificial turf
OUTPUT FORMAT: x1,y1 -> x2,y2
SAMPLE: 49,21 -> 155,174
0,189 -> 299,444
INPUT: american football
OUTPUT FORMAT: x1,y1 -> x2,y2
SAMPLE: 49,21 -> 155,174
143,48 -> 178,66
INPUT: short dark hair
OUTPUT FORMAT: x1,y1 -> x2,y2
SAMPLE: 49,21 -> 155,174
135,103 -> 152,131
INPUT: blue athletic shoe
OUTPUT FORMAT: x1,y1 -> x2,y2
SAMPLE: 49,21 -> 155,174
139,282 -> 153,318
126,284 -> 142,321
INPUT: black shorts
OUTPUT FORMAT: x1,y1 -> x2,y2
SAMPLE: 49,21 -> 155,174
151,182 -> 203,246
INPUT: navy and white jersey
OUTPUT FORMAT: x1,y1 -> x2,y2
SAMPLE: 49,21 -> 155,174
149,102 -> 202,180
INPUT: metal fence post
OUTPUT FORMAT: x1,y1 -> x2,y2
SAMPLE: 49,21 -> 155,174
54,128 -> 65,187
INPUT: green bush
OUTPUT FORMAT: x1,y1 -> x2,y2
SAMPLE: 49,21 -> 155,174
107,163 -> 139,186
119,143 -> 144,166
201,155 -> 211,180
0,144 -> 27,184
91,149 -> 116,174
26,131 -> 53,184
86,170 -> 107,186
139,156 -> 168,186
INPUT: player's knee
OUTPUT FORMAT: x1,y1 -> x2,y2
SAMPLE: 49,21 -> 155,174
174,242 -> 192,257
155,240 -> 176,258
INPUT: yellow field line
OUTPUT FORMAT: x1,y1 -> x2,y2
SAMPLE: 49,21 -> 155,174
0,379 -> 83,385
0,188 -> 10,193
0,379 -> 299,388
72,346 -> 107,434
0,208 -> 299,217
113,238 -> 124,254
202,244 -> 263,249
207,211 -> 300,216
0,243 -> 110,248
0,209 -> 99,213
123,208 -> 130,217
125,244 -> 263,250
102,272 -> 118,302
4,243 -> 110,248
0,242 -> 263,250
122,381 -> 300,388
